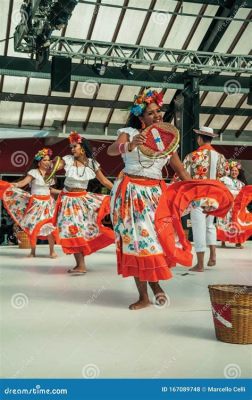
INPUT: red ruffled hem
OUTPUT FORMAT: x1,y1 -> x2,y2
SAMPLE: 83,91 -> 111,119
117,251 -> 173,282
61,235 -> 114,255
217,228 -> 251,243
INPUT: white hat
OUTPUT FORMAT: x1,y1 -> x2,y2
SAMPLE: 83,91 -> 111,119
193,126 -> 218,138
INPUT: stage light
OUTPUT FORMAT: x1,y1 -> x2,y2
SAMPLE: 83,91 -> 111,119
121,63 -> 134,78
93,62 -> 106,76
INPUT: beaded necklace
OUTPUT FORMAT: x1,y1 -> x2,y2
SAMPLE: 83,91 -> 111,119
74,158 -> 89,177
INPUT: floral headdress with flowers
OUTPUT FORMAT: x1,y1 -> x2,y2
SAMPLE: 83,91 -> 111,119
130,90 -> 164,116
34,148 -> 53,161
229,160 -> 241,170
68,131 -> 83,144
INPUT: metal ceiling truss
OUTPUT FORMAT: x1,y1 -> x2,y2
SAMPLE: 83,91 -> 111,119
0,56 -> 251,93
15,37 -> 252,74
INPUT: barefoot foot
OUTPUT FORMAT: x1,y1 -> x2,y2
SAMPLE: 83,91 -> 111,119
50,252 -> 58,259
207,259 -> 216,267
27,253 -> 36,258
129,299 -> 151,310
67,266 -> 87,274
189,265 -> 204,272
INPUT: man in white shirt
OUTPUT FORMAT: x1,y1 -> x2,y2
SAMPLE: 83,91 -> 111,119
182,126 -> 229,272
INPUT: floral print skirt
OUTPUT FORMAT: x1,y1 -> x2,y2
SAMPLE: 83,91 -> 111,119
110,177 -> 172,282
53,190 -> 114,255
0,181 -> 55,247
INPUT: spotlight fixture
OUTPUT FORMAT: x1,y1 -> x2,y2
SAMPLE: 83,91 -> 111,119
121,62 -> 134,78
92,61 -> 106,76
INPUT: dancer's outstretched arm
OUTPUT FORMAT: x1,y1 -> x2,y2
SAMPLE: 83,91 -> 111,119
12,175 -> 33,188
95,169 -> 113,191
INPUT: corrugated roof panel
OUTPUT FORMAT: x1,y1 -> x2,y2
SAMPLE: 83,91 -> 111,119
21,103 -> 45,126
223,115 -> 248,130
118,85 -> 141,101
244,119 -> 252,130
44,105 -> 67,127
2,75 -> 26,93
109,109 -> 129,126
140,0 -> 174,47
88,108 -> 110,123
201,92 -> 224,106
91,0 -> 125,41
63,2 -> 97,39
0,101 -> 22,124
115,4 -> 150,44
163,2 -> 203,49
215,8 -> 250,54
74,81 -> 100,99
211,115 -> 233,129
200,114 -> 211,126
67,106 -> 90,122
221,93 -> 246,108
96,84 -> 120,100
186,5 -> 219,50
27,78 -> 50,96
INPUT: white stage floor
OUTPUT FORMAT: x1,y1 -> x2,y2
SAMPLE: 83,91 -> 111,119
0,243 -> 251,379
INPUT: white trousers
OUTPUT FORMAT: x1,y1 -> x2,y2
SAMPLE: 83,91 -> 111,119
190,207 -> 216,252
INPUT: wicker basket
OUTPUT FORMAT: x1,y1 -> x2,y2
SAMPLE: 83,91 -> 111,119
208,284 -> 252,344
17,231 -> 31,249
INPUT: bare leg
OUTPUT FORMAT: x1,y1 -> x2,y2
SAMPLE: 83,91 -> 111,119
28,246 -> 36,257
189,252 -> 204,272
129,278 -> 150,310
47,234 -> 57,258
148,281 -> 167,305
221,241 -> 226,247
207,245 -> 216,266
68,253 -> 87,274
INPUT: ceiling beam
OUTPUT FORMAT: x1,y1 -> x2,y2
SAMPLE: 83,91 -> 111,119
1,92 -> 251,117
0,56 -> 250,92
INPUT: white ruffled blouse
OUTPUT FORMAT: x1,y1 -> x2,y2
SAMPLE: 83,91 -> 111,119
117,127 -> 171,179
63,155 -> 100,189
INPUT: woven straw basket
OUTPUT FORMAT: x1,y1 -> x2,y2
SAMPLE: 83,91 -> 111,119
208,284 -> 252,344
17,231 -> 31,249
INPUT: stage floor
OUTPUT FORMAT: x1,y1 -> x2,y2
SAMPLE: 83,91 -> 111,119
0,243 -> 251,379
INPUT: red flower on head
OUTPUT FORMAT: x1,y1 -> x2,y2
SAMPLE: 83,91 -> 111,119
68,131 -> 83,144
